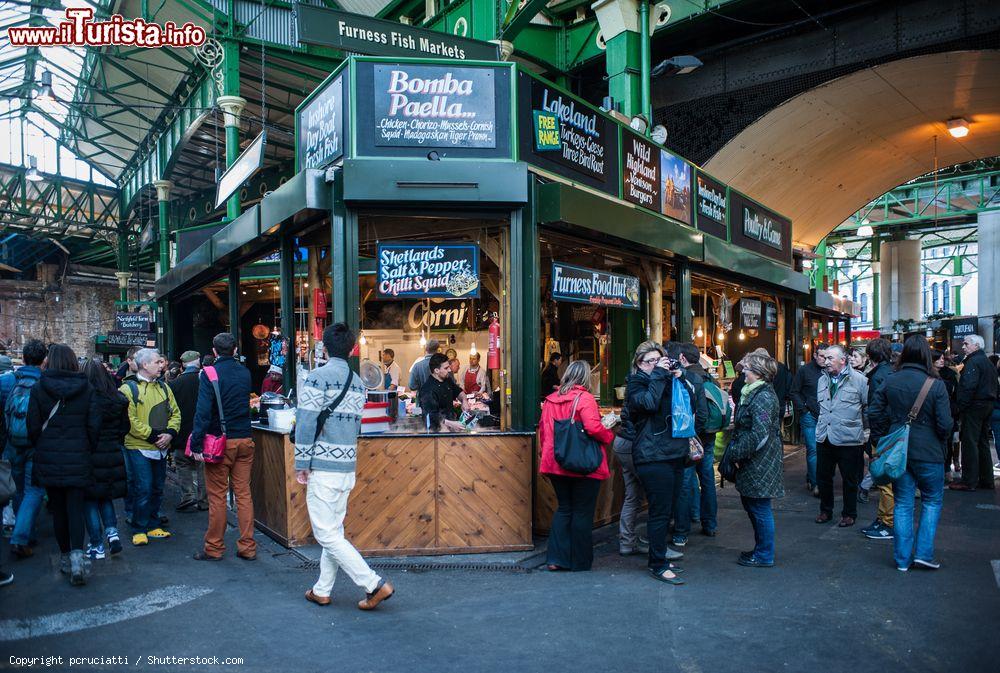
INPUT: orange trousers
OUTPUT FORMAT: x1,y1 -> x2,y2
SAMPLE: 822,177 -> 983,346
204,437 -> 256,557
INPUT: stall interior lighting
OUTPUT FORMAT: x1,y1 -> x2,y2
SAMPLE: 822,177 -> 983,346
358,333 -> 367,346
738,331 -> 746,341
803,342 -> 811,350
695,327 -> 703,338
717,332 -> 724,341
419,332 -> 427,347
470,342 -> 477,355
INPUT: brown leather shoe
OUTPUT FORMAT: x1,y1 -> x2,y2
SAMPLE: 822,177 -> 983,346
357,580 -> 394,611
948,483 -> 976,492
10,544 -> 33,559
837,516 -> 856,527
815,512 -> 832,524
237,552 -> 257,561
305,589 -> 331,606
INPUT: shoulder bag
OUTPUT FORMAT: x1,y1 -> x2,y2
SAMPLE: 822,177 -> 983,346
553,394 -> 604,475
869,377 -> 935,485
312,371 -> 355,444
185,366 -> 227,464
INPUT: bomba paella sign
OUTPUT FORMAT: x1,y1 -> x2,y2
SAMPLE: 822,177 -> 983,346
377,242 -> 480,299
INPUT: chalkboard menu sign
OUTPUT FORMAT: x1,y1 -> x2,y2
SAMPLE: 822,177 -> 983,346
765,301 -> 778,330
695,171 -> 728,240
517,73 -> 619,195
115,312 -> 150,333
550,262 -> 640,310
297,74 -> 344,171
106,332 -> 155,347
355,62 -> 511,159
621,130 -> 660,211
729,191 -> 792,265
740,298 -> 763,329
376,242 -> 480,299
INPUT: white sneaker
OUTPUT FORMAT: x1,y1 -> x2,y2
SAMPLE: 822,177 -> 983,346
913,558 -> 940,570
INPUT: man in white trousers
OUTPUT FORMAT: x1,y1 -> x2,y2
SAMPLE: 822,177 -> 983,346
294,323 -> 394,610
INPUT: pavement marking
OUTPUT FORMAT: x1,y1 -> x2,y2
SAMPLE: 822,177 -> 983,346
975,504 -> 1000,511
0,584 -> 213,642
992,560 -> 1000,590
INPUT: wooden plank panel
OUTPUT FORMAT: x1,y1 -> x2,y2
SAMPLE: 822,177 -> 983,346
533,448 -> 633,535
250,429 -> 291,544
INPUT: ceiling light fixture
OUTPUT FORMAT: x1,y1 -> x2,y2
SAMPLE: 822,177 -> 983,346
856,225 -> 874,238
946,117 -> 969,138
36,70 -> 56,102
25,155 -> 42,182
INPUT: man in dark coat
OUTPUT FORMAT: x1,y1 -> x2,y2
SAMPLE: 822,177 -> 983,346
951,334 -> 999,491
539,352 -> 562,401
861,338 -> 895,540
790,343 -> 829,494
673,343 -> 715,544
169,350 -> 205,512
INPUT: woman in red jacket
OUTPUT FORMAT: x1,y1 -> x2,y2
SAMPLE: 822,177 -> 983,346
538,360 -> 615,571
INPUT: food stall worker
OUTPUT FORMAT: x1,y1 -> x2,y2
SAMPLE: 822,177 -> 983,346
462,353 -> 488,396
261,365 -> 284,395
540,352 -> 563,401
381,349 -> 400,391
420,353 -> 470,433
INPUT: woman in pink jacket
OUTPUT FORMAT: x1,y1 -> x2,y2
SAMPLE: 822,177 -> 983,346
538,360 -> 615,571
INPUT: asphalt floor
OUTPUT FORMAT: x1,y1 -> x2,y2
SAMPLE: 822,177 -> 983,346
2,447 -> 999,673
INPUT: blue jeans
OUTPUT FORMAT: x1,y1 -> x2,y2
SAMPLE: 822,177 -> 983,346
84,499 -> 118,546
800,412 -> 818,487
122,446 -> 134,520
892,460 -> 944,569
991,408 -> 1000,456
123,451 -> 166,533
741,496 -> 775,563
674,446 -> 718,534
10,459 -> 45,546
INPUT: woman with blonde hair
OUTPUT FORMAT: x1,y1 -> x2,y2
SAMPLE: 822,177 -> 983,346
722,352 -> 784,568
538,360 -> 615,571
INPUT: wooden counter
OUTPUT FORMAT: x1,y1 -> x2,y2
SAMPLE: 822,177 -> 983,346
532,447 -> 631,535
250,426 -> 535,555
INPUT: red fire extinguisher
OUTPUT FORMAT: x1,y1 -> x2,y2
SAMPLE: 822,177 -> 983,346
487,316 -> 501,369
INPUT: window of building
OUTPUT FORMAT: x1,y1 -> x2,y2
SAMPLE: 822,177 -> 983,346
860,293 -> 868,323
943,280 -> 950,313
932,282 -> 939,313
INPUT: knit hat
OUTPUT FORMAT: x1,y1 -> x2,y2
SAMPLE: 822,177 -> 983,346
0,355 -> 12,372
180,350 -> 201,364
268,364 -> 282,375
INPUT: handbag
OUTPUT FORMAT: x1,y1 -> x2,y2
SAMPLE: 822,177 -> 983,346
553,394 -> 604,475
869,377 -> 934,485
686,435 -> 705,465
185,366 -> 227,464
671,376 -> 696,438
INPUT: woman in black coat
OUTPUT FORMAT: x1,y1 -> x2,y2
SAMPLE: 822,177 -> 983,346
27,344 -> 100,585
933,350 -> 960,478
869,336 -> 953,572
82,359 -> 129,559
625,341 -> 691,585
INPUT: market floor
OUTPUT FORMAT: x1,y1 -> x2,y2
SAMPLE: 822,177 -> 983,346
2,449 -> 999,673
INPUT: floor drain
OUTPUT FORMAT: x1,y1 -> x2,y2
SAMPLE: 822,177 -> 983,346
297,560 -> 533,573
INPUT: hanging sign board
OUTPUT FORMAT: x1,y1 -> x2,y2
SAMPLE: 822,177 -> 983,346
550,262 -> 640,310
764,301 -> 778,330
115,312 -> 150,333
372,64 -> 496,149
740,298 -> 763,329
660,148 -> 693,226
621,130 -> 660,210
376,242 -> 480,299
949,318 -> 977,338
517,73 -> 619,195
296,5 -> 498,60
730,191 -> 792,264
297,74 -> 344,171
106,332 -> 155,347
695,171 -> 728,240
215,130 -> 266,208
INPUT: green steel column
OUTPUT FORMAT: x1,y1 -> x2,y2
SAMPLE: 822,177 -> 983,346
330,171 -> 359,331
510,189 -> 540,431
228,267 -> 240,350
279,232 -> 295,393
814,239 -> 828,292
675,259 -> 692,342
152,180 -> 172,277
871,237 -> 881,330
638,1 -> 651,121
116,230 -> 129,303
604,31 -> 642,117
952,255 -> 962,315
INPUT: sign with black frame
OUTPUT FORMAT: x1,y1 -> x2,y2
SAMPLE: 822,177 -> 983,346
106,332 -> 155,347
621,129 -> 660,210
115,312 -> 150,333
355,62 -> 512,159
765,301 -> 778,330
550,262 -> 640,310
517,72 -> 619,195
376,242 -> 480,299
740,298 -> 763,330
297,74 -> 344,171
729,191 -> 792,265
695,170 -> 728,240
296,5 -> 498,60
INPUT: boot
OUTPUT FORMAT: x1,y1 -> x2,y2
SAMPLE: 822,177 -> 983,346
69,550 -> 86,586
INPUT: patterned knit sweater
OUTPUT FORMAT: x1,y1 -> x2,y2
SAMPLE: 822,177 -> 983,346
293,358 -> 367,473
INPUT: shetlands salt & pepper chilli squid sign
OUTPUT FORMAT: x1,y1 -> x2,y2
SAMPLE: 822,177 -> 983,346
373,64 -> 496,149
377,243 -> 480,299
551,263 -> 640,310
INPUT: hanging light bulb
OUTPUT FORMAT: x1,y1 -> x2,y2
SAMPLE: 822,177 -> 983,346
304,282 -> 309,288
419,332 -> 427,347
717,332 -> 725,341
738,331 -> 746,341
803,342 -> 811,351
257,287 -> 263,294
469,342 -> 477,355
359,332 -> 367,346
695,327 -> 704,338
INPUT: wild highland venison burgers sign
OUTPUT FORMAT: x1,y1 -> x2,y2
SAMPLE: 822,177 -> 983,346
551,263 -> 640,310
729,191 -> 792,264
695,171 -> 728,240
377,243 -> 480,299
373,65 -> 496,149
740,298 -> 763,329
298,75 -> 343,171
622,131 -> 660,210
518,74 -> 619,194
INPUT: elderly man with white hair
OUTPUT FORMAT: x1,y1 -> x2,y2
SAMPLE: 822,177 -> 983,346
814,344 -> 869,527
950,334 -> 999,491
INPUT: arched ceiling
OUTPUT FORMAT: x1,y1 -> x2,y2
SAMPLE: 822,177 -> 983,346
705,50 -> 1000,248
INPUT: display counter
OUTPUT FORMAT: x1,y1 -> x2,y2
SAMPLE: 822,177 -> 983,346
250,424 -> 535,555
532,440 -> 629,535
